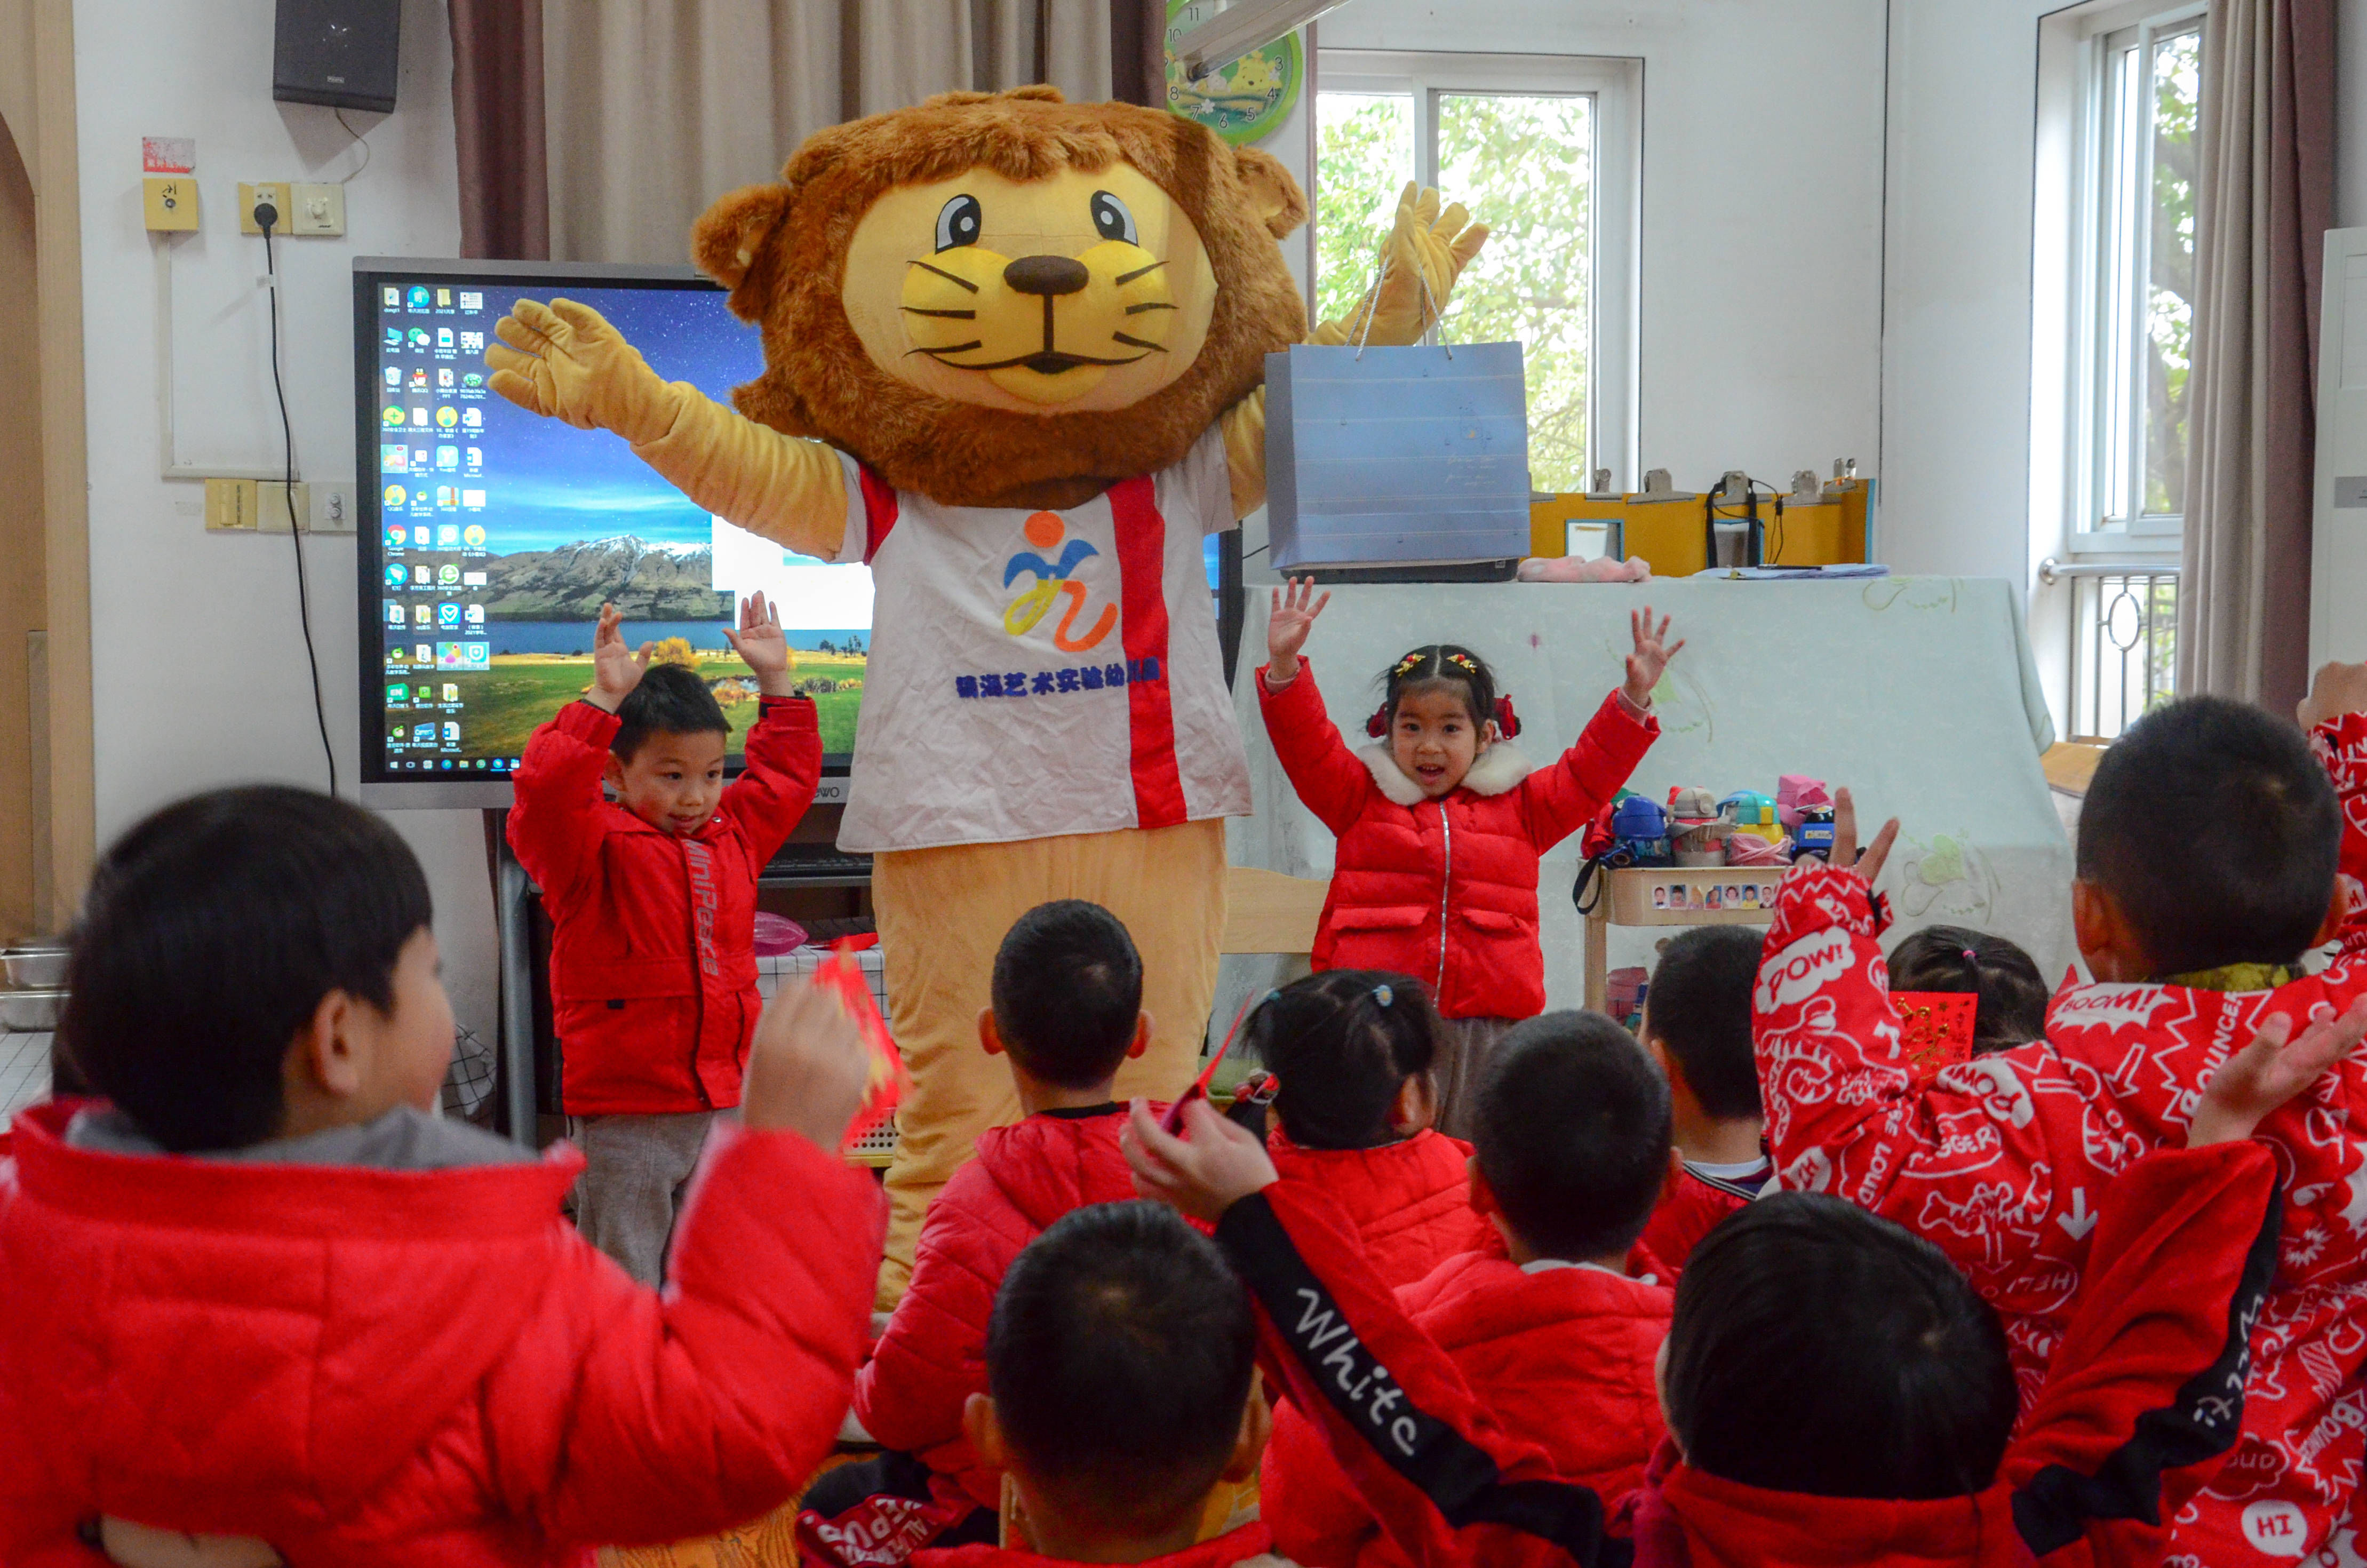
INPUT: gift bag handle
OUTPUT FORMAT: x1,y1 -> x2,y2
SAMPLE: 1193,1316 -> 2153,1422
1350,252 -> 1453,362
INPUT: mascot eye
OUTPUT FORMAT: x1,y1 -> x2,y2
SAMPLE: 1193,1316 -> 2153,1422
1090,190 -> 1139,246
935,194 -> 983,252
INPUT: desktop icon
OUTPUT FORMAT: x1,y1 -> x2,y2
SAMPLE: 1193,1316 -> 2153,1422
464,602 -> 484,624
458,291 -> 482,311
435,288 -> 452,308
412,526 -> 429,546
410,408 -> 429,426
461,570 -> 488,587
380,443 -> 408,472
436,328 -> 454,349
383,523 -> 407,548
459,331 -> 485,352
412,447 -> 430,468
436,445 -> 459,470
384,563 -> 407,588
462,372 -> 484,388
462,524 -> 487,548
408,327 -> 430,348
382,366 -> 401,387
437,603 -> 461,627
437,369 -> 455,390
406,285 -> 430,311
412,566 -> 432,586
465,446 -> 482,469
460,408 -> 483,428
382,285 -> 401,309
437,564 -> 460,585
442,721 -> 460,742
435,406 -> 458,428
413,606 -> 433,627
408,368 -> 428,390
384,601 -> 403,626
384,484 -> 406,507
382,326 -> 403,348
415,643 -> 433,663
435,485 -> 458,507
460,489 -> 486,508
413,722 -> 436,743
442,683 -> 459,702
387,683 -> 408,704
380,406 -> 405,427
436,524 -> 460,548
461,641 -> 490,669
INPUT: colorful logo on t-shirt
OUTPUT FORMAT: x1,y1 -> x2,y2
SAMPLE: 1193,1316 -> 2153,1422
1002,511 -> 1115,652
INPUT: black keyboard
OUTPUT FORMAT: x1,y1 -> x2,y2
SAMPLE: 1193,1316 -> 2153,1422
764,848 -> 875,879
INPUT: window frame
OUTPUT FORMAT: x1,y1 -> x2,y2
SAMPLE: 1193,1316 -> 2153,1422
2062,0 -> 2206,558
1314,49 -> 1643,491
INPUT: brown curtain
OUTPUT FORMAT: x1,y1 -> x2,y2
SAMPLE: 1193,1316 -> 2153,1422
449,0 -> 549,261
540,2 -> 1115,265
2177,0 -> 2336,714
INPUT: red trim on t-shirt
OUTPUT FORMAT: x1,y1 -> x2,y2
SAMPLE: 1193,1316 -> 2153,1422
857,466 -> 899,566
1109,475 -> 1186,830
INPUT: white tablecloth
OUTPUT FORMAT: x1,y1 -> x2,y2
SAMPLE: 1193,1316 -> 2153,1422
1221,576 -> 2070,1026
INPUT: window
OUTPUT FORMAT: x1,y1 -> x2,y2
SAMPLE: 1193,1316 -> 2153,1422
2071,2 -> 2204,551
1314,52 -> 1638,495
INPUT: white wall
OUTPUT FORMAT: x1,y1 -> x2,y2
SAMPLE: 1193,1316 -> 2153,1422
1317,0 -> 1889,496
71,0 -> 497,1042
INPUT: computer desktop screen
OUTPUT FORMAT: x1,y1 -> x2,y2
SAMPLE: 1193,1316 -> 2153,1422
353,259 -> 1236,809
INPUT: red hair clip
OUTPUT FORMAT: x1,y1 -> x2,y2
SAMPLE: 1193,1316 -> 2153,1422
1494,695 -> 1521,737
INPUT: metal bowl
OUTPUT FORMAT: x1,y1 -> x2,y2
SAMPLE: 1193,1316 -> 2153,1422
3,946 -> 68,989
0,988 -> 64,1032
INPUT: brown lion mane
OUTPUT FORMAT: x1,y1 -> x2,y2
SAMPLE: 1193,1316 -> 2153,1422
689,86 -> 1309,510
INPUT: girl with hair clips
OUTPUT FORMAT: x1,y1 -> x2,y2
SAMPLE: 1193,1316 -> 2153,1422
1256,580 -> 1678,1135
1886,925 -> 2051,1056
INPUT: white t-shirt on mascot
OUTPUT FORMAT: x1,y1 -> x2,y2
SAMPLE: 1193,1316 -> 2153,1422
827,426 -> 1252,851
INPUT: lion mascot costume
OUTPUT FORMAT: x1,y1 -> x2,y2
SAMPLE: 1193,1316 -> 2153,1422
488,86 -> 1485,1303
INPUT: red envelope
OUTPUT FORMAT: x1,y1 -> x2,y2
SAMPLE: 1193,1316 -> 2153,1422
1893,991 -> 1978,1085
811,938 -> 906,1151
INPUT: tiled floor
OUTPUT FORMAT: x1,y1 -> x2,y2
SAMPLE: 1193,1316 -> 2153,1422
0,1030 -> 52,1131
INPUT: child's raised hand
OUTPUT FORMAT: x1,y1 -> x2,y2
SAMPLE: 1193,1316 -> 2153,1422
2188,997 -> 2367,1147
1122,1096 -> 1279,1224
1264,577 -> 1330,686
2298,660 -> 2367,731
723,591 -> 795,695
1830,786 -> 1900,888
1623,607 -> 1684,708
586,602 -> 652,713
742,978 -> 875,1150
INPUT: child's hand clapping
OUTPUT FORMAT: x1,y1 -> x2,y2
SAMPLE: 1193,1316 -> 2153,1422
722,591 -> 797,697
1122,1096 -> 1280,1224
2188,997 -> 2367,1148
742,980 -> 876,1151
586,602 -> 652,713
1624,608 -> 1684,709
1264,577 -> 1330,689
2298,660 -> 2367,732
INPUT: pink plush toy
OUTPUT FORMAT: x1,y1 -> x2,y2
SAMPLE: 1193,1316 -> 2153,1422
1516,554 -> 1652,583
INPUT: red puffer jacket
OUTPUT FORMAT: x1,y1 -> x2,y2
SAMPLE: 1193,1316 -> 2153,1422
1261,1251 -> 1670,1568
1636,1159 -> 1772,1270
1268,1126 -> 1489,1291
1258,663 -> 1656,1019
508,696 -> 820,1115
0,1102 -> 883,1565
855,1104 -> 1158,1513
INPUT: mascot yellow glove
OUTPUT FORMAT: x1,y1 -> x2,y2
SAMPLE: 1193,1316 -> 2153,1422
487,297 -> 851,560
1311,182 -> 1490,347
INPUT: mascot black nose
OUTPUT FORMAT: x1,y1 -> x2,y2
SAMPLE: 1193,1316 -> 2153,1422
1003,254 -> 1090,297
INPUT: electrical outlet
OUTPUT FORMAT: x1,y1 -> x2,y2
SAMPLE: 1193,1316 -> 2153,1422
142,177 -> 198,232
291,182 -> 346,237
309,481 -> 355,534
255,480 -> 309,533
237,181 -> 292,235
204,478 -> 258,531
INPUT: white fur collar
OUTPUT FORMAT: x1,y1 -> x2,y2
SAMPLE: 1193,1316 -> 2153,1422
1357,741 -> 1534,806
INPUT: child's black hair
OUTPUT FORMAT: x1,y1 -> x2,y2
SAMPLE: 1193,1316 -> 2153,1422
2078,696 -> 2339,975
1641,927 -> 1764,1121
988,1201 -> 1255,1535
59,786 -> 434,1153
1473,1010 -> 1672,1262
1662,1192 -> 2018,1500
611,664 -> 730,762
1888,925 -> 2051,1056
1244,969 -> 1441,1150
991,900 -> 1145,1091
1376,643 -> 1497,733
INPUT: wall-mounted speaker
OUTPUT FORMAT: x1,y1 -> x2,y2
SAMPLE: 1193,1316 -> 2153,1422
274,0 -> 402,115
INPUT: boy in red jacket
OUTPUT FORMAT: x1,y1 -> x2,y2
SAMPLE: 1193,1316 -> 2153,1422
508,594 -> 820,1283
0,785 -> 882,1566
913,1201 -> 1277,1568
806,901 -> 1160,1564
1634,928 -> 1771,1269
1234,970 -> 1490,1291
1260,1010 -> 1675,1565
1753,668 -> 2367,1562
1121,994 -> 2360,1568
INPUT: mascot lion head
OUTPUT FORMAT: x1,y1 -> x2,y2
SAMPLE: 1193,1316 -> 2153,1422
688,86 -> 1308,510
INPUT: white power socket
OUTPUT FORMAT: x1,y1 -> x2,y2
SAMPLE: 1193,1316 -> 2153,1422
309,481 -> 356,533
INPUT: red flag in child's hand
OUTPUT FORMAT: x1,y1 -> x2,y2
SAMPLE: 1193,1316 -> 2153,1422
810,940 -> 905,1152
1893,991 -> 1978,1085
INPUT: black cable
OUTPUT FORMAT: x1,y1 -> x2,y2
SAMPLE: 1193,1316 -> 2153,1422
260,211 -> 338,795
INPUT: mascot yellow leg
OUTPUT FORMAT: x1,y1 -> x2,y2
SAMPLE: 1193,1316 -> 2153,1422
871,818 -> 1228,1308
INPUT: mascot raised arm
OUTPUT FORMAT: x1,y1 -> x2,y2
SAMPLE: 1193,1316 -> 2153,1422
488,86 -> 1485,1304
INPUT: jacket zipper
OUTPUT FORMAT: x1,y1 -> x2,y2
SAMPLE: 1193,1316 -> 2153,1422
684,838 -> 713,1109
1436,800 -> 1452,998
